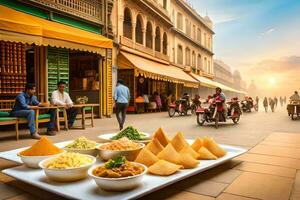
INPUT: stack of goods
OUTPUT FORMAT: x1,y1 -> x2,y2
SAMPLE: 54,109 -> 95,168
134,128 -> 227,176
44,152 -> 94,169
65,137 -> 97,150
0,41 -> 26,96
19,137 -> 63,156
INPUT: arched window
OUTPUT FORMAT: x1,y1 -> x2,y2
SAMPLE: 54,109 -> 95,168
197,54 -> 202,69
155,27 -> 161,52
163,0 -> 167,9
197,28 -> 201,43
192,25 -> 196,40
135,15 -> 143,44
185,48 -> 191,66
163,33 -> 167,55
192,51 -> 196,67
146,22 -> 153,48
123,8 -> 132,39
185,19 -> 191,37
177,45 -> 183,64
177,13 -> 183,30
204,57 -> 207,72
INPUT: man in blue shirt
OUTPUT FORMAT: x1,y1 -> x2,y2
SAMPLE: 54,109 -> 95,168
10,83 -> 55,139
114,79 -> 130,130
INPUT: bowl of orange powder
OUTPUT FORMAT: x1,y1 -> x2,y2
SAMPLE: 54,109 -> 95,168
18,137 -> 64,168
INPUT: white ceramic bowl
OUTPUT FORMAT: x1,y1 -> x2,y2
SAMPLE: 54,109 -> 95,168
18,152 -> 64,169
97,143 -> 145,161
88,162 -> 147,191
39,155 -> 96,182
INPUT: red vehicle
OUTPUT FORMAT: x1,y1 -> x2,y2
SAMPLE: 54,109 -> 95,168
196,97 -> 241,128
168,98 -> 190,117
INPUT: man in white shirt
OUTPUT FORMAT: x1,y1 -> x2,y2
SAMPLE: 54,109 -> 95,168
50,81 -> 78,130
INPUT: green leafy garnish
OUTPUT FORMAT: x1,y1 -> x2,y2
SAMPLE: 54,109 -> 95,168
111,126 -> 144,140
105,156 -> 126,169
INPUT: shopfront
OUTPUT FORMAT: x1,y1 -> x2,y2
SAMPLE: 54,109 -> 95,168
117,51 -> 198,112
0,5 -> 113,117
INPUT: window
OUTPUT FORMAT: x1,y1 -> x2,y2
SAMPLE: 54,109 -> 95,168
197,54 -> 202,69
177,13 -> 183,30
197,28 -> 201,43
185,19 -> 191,37
163,0 -> 167,9
163,33 -> 168,55
146,22 -> 153,48
192,51 -> 196,67
192,25 -> 196,40
123,8 -> 132,39
155,27 -> 161,52
177,45 -> 183,64
204,33 -> 207,47
208,60 -> 211,73
185,48 -> 191,66
204,57 -> 207,72
135,15 -> 143,44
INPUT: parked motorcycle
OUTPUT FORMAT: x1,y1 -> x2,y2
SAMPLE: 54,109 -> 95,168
241,99 -> 258,112
168,99 -> 190,117
190,96 -> 201,115
196,97 -> 241,128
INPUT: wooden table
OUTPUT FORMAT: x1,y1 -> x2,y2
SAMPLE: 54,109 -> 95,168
72,103 -> 99,129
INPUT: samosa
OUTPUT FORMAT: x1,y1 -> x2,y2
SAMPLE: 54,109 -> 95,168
179,152 -> 199,169
203,136 -> 226,158
171,131 -> 189,152
198,146 -> 217,160
157,143 -> 181,164
191,137 -> 203,152
152,128 -> 170,146
180,145 -> 200,160
135,148 -> 159,167
148,160 -> 182,176
146,138 -> 164,155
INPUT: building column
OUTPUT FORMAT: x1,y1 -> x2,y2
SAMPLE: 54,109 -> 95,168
132,22 -> 136,44
142,28 -> 146,46
160,38 -> 163,54
152,34 -> 155,55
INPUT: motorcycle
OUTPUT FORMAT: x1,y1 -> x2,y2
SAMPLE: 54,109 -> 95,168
190,98 -> 201,115
168,99 -> 190,117
241,99 -> 258,112
196,97 -> 241,128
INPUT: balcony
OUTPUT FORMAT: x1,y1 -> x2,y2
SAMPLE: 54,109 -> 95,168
120,36 -> 169,62
28,0 -> 104,24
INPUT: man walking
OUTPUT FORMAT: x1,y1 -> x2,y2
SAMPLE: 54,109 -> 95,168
50,81 -> 78,129
10,83 -> 54,139
114,79 -> 130,130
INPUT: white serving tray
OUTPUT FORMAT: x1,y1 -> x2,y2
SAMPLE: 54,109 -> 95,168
1,140 -> 246,200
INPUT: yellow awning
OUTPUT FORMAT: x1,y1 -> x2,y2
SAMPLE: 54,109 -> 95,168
0,5 -> 112,53
118,52 -> 199,88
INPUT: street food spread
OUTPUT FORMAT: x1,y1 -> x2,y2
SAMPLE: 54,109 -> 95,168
145,138 -> 164,155
19,137 -> 63,156
191,138 -> 203,151
171,131 -> 190,152
203,136 -> 227,158
65,137 -> 97,150
92,157 -> 144,178
197,146 -> 218,160
111,126 -> 146,141
152,128 -> 170,146
44,152 -> 94,169
98,137 -> 142,151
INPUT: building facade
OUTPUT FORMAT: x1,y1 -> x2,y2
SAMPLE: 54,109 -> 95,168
214,59 -> 233,87
0,0 -> 113,117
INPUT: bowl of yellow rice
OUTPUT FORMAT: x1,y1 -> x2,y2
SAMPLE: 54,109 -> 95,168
39,152 -> 96,182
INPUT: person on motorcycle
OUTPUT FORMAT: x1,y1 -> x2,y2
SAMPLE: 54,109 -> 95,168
213,87 -> 227,119
181,93 -> 191,109
192,94 -> 201,106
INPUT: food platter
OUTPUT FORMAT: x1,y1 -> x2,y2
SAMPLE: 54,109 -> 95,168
98,133 -> 151,143
1,140 -> 246,200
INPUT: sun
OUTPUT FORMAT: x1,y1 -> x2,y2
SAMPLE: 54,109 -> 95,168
268,77 -> 277,86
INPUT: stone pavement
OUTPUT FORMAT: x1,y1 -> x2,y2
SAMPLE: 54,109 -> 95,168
0,105 -> 300,200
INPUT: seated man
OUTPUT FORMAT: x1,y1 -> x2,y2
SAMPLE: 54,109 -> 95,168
10,83 -> 54,139
51,81 -> 78,128
290,91 -> 300,101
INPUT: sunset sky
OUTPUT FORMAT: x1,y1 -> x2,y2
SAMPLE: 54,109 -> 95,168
190,0 -> 300,96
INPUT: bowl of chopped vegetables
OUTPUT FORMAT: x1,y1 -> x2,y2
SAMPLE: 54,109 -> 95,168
88,156 -> 147,191
98,126 -> 151,144
63,137 -> 98,156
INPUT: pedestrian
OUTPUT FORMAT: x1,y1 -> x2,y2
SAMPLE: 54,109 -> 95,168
274,97 -> 278,108
269,98 -> 275,112
153,91 -> 162,111
263,97 -> 268,112
114,79 -> 130,130
280,96 -> 283,107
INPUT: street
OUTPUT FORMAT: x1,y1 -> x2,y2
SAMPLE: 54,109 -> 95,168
1,104 -> 300,200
